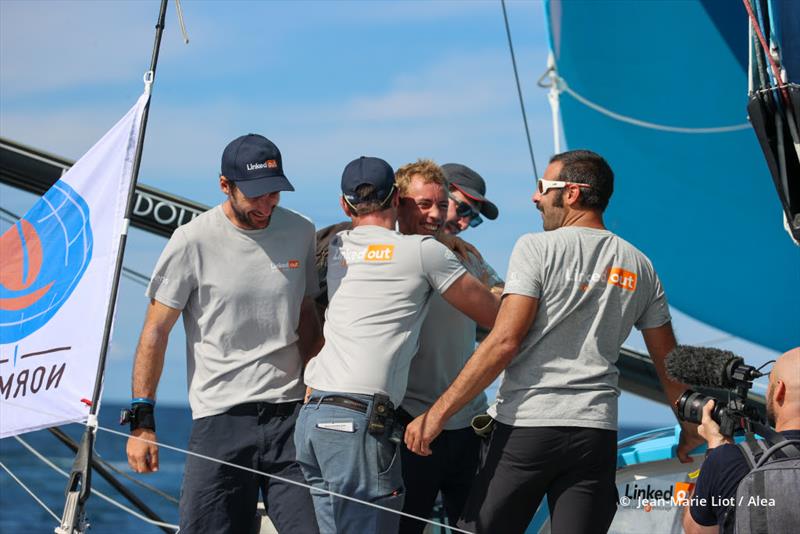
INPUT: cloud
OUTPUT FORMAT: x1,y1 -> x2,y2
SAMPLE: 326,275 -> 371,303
0,1 -> 156,98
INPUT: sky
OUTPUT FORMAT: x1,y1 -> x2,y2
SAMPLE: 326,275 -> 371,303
0,0 -> 779,428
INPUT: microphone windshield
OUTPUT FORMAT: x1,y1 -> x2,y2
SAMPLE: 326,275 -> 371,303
666,345 -> 741,388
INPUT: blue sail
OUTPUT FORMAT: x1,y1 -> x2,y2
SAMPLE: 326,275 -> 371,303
544,0 -> 799,352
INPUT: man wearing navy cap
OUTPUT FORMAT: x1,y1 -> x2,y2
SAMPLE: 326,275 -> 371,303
126,134 -> 321,533
295,156 -> 500,533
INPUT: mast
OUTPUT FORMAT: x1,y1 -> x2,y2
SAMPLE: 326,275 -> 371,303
55,1 -> 169,531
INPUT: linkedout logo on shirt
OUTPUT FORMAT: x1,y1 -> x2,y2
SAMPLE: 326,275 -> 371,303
565,266 -> 637,292
332,244 -> 395,265
270,259 -> 300,272
364,245 -> 394,261
607,267 -> 637,291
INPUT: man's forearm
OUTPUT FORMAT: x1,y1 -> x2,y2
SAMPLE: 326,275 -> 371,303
297,297 -> 323,365
429,334 -> 516,423
131,328 -> 168,399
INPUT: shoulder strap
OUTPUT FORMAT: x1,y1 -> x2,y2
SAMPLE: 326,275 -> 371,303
751,421 -> 800,458
755,439 -> 800,468
737,433 -> 764,470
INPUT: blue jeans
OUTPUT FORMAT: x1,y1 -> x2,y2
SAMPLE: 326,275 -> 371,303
294,391 -> 405,533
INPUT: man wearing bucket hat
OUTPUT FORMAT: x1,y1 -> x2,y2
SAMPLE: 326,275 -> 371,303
126,134 -> 321,533
295,156 -> 499,533
441,163 -> 499,235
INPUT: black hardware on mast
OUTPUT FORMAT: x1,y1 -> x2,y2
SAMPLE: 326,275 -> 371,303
56,1 -> 169,532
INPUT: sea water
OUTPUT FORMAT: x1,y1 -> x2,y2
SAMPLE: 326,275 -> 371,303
0,402 -> 650,533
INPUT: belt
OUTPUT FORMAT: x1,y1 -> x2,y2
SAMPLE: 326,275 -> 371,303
227,401 -> 299,418
309,396 -> 368,413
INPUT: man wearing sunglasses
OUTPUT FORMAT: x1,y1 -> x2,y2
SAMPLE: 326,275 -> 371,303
441,163 -> 499,235
394,160 -> 502,533
405,150 -> 703,534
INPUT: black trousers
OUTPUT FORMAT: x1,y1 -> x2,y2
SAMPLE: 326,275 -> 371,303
458,423 -> 618,534
398,425 -> 482,534
178,402 -> 319,534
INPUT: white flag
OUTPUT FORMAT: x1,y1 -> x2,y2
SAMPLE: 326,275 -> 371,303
0,93 -> 149,438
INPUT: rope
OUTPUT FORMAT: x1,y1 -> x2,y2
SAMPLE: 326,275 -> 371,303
500,0 -> 539,179
0,460 -> 61,523
557,78 -> 750,134
12,435 -> 179,531
174,0 -> 190,44
743,0 -> 790,104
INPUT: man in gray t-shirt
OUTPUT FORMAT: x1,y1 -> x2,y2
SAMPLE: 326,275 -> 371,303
406,150 -> 704,534
126,134 -> 321,534
397,161 -> 503,534
295,156 -> 499,534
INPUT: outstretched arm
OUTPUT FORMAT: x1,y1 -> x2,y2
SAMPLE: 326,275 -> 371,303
642,322 -> 704,463
127,299 -> 180,474
405,294 -> 538,455
440,272 -> 501,329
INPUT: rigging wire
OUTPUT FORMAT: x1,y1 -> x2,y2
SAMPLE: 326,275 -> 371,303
539,71 -> 751,134
0,460 -> 61,523
500,0 -> 539,179
13,435 -> 179,531
98,425 -> 475,534
94,451 -> 179,505
2,398 -> 475,534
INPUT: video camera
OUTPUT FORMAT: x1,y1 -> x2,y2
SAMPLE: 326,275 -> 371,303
666,345 -> 768,437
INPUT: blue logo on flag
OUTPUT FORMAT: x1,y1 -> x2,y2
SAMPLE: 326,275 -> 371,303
0,182 -> 93,344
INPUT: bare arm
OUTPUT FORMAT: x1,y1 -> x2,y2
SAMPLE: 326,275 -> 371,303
296,296 -> 323,365
405,294 -> 538,455
642,322 -> 704,462
127,299 -> 180,474
440,272 -> 501,329
682,497 -> 719,534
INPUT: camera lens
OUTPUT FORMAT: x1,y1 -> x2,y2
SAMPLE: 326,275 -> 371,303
676,390 -> 718,424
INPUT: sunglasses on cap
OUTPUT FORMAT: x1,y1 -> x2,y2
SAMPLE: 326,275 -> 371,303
448,192 -> 483,228
537,179 -> 591,195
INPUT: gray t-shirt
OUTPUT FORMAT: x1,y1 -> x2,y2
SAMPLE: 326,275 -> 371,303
146,205 -> 319,419
490,227 -> 670,430
304,225 -> 466,406
402,252 -> 502,429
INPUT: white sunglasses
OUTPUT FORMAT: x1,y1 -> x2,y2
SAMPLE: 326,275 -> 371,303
537,178 -> 591,195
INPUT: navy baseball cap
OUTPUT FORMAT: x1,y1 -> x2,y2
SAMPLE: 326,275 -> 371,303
221,134 -> 295,198
341,156 -> 395,206
442,163 -> 498,220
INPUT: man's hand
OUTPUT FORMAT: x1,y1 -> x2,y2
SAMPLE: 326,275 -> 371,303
404,411 -> 444,456
677,421 -> 706,463
436,233 -> 480,261
698,400 -> 733,450
127,429 -> 159,473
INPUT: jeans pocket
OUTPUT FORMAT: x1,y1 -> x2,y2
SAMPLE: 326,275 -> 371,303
376,436 -> 399,476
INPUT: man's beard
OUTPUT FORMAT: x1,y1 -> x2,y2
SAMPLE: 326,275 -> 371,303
766,383 -> 776,426
230,196 -> 270,230
540,190 -> 565,231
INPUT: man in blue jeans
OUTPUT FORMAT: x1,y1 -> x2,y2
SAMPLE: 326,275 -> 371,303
296,156 -> 499,533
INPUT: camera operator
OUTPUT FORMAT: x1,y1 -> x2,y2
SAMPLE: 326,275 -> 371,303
683,347 -> 800,534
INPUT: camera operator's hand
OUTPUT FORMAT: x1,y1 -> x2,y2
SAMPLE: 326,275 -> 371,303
698,400 -> 733,449
677,421 -> 705,463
